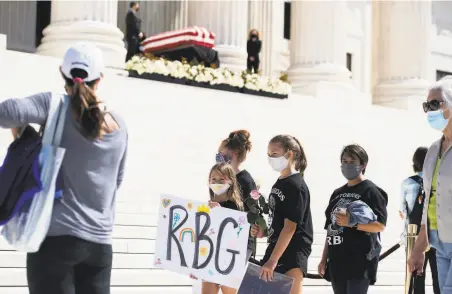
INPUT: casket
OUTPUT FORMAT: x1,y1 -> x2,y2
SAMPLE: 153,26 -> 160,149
141,26 -> 215,54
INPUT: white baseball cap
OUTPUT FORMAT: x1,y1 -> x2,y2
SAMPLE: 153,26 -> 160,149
61,42 -> 104,82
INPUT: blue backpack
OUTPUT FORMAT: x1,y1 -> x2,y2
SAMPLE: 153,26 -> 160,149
0,124 -> 63,226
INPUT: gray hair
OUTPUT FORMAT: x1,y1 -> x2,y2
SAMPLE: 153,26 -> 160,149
430,75 -> 452,107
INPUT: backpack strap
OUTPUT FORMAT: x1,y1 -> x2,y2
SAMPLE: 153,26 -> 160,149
406,175 -> 425,230
52,94 -> 69,146
41,93 -> 69,146
408,175 -> 423,187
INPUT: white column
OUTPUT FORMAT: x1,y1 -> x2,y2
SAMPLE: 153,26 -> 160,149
173,0 -> 189,31
373,0 -> 432,110
187,1 -> 248,72
141,0 -> 188,36
271,2 -> 289,78
0,34 -> 6,77
288,1 -> 353,95
248,1 -> 285,77
37,0 -> 125,68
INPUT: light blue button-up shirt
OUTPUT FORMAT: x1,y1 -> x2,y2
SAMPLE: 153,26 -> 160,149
400,172 -> 423,218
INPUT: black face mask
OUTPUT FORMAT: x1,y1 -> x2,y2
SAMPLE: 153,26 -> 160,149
135,7 -> 140,12
251,34 -> 258,40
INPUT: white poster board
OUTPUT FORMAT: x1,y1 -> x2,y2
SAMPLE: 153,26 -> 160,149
154,195 -> 251,289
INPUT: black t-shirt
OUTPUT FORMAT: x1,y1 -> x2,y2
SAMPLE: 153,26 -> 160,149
267,173 -> 313,256
324,179 -> 388,283
236,170 -> 257,206
220,200 -> 239,210
236,170 -> 257,253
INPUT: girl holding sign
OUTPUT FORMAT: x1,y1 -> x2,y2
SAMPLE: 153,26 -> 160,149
202,162 -> 246,294
208,162 -> 244,212
255,135 -> 313,294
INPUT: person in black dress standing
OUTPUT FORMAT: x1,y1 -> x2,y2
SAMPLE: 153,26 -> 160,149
247,29 -> 262,74
125,1 -> 144,62
318,144 -> 388,294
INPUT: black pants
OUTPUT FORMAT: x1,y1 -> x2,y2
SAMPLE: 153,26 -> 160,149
247,56 -> 259,74
409,248 -> 440,294
331,277 -> 370,294
27,235 -> 113,294
126,37 -> 140,62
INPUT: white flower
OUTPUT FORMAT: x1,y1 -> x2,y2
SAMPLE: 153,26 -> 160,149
125,56 -> 290,95
189,67 -> 198,77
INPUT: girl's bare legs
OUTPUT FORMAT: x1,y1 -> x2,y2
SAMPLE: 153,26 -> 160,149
220,286 -> 238,294
202,281 -> 220,294
286,268 -> 304,294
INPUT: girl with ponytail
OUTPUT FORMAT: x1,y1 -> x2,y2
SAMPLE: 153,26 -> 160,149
256,135 -> 313,294
0,43 -> 128,294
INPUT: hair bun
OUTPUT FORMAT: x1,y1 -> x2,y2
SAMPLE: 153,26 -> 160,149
229,130 -> 250,142
236,130 -> 250,140
229,130 -> 252,152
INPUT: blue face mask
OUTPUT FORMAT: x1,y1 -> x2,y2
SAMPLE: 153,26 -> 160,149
427,110 -> 449,131
215,153 -> 232,163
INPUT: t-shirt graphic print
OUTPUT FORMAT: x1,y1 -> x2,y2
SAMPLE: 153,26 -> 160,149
326,192 -> 362,246
267,186 -> 285,243
266,174 -> 313,252
324,179 -> 388,283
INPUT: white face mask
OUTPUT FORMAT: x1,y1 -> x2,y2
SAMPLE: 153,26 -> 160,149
268,155 -> 289,172
209,183 -> 230,195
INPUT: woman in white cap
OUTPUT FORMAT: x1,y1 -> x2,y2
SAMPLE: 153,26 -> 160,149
409,76 -> 452,293
0,43 -> 128,294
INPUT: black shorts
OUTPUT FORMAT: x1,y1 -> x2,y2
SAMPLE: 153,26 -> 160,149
261,244 -> 308,275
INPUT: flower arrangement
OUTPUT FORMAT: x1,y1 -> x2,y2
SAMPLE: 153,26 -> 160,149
125,55 -> 291,96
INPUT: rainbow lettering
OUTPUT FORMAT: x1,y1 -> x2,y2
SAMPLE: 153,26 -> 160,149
179,228 -> 196,242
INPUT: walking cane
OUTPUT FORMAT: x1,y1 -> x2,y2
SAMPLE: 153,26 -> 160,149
405,224 -> 418,294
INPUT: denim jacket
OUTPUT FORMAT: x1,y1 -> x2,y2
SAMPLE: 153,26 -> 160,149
421,137 -> 452,243
347,200 -> 378,226
346,200 -> 381,260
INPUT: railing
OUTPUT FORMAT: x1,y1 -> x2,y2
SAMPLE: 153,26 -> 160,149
304,241 -> 403,280
405,224 -> 418,294
301,223 -> 419,294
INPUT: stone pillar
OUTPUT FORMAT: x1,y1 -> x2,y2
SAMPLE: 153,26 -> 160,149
288,1 -> 353,95
0,34 -> 5,52
138,0 -> 188,36
373,0 -> 432,110
0,34 -> 6,75
188,1 -> 248,71
248,1 -> 285,77
37,0 -> 126,68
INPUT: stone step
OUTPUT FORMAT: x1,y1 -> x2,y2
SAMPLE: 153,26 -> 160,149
0,267 -> 432,287
0,251 -> 409,273
0,285 -> 435,293
0,226 -> 405,258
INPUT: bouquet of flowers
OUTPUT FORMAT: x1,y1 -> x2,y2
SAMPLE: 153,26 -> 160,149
245,187 -> 269,255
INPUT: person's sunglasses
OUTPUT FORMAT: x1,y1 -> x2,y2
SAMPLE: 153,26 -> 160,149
422,99 -> 442,113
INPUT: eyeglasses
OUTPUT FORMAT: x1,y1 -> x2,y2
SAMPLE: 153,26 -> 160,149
423,100 -> 443,113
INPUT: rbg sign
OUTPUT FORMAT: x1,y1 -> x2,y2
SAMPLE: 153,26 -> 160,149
154,195 -> 250,288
